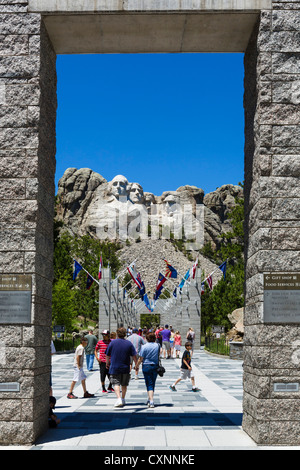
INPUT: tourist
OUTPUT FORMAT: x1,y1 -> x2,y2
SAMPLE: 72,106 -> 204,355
95,329 -> 114,394
105,327 -> 138,407
84,329 -> 98,371
67,337 -> 95,399
169,341 -> 200,392
155,326 -> 163,357
161,324 -> 171,359
136,332 -> 160,408
174,330 -> 182,358
48,396 -> 60,428
186,327 -> 195,354
170,329 -> 175,357
127,328 -> 146,380
50,339 -> 56,396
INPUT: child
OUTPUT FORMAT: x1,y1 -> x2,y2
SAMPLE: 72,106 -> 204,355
174,330 -> 181,358
67,337 -> 95,399
48,396 -> 60,428
169,341 -> 200,392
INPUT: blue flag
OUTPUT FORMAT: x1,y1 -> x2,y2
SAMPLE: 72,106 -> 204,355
219,261 -> 227,279
73,260 -> 83,280
179,269 -> 190,289
144,293 -> 152,312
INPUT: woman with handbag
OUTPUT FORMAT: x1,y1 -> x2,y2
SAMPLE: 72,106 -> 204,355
136,332 -> 161,408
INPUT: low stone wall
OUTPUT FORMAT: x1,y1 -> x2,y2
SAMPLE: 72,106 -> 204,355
229,342 -> 244,360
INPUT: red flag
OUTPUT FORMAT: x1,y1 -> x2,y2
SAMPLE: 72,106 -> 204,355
206,275 -> 213,290
192,257 -> 198,279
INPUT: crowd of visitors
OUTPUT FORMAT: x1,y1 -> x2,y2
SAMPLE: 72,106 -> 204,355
50,324 -> 199,425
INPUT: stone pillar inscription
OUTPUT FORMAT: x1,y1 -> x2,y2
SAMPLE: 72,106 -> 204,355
0,2 -> 57,444
243,1 -> 300,445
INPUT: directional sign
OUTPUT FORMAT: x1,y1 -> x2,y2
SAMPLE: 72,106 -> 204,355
0,275 -> 32,324
263,274 -> 300,323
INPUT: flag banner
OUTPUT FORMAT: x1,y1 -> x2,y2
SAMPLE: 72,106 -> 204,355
219,261 -> 227,279
201,282 -> 205,295
206,275 -> 213,290
164,259 -> 178,279
127,263 -> 143,290
73,260 -> 83,281
179,269 -> 190,289
98,255 -> 102,280
144,293 -> 152,312
156,272 -> 167,291
192,257 -> 199,279
154,285 -> 164,301
138,281 -> 146,299
86,273 -> 94,290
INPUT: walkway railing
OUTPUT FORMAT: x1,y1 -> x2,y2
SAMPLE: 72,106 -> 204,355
204,336 -> 230,356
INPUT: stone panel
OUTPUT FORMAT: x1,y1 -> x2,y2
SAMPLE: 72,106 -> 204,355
0,3 -> 57,445
243,1 -> 300,445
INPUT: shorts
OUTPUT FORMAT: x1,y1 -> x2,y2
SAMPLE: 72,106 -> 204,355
110,373 -> 131,387
180,368 -> 194,380
72,367 -> 86,382
175,344 -> 181,351
99,362 -> 110,382
162,341 -> 170,351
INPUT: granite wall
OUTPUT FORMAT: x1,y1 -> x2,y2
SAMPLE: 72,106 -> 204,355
0,0 -> 300,447
243,1 -> 300,445
0,1 -> 57,444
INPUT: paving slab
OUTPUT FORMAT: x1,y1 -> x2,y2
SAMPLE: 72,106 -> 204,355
3,348 -> 300,451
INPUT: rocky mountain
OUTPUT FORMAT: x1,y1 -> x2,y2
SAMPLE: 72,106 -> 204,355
55,168 -> 243,289
55,167 -> 243,249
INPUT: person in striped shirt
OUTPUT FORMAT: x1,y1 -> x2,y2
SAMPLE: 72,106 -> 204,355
95,330 -> 114,393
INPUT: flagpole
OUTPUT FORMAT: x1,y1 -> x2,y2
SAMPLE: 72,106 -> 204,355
73,259 -> 99,285
115,258 -> 139,281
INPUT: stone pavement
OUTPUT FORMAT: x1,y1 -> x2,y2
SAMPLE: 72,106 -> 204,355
8,349 -> 300,451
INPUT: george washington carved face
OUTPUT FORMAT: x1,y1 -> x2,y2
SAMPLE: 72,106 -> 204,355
109,175 -> 129,200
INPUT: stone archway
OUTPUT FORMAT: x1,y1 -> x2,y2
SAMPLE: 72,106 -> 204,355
0,0 -> 299,446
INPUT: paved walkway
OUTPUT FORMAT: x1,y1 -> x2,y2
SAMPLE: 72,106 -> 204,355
38,349 -> 254,450
6,349 -> 299,451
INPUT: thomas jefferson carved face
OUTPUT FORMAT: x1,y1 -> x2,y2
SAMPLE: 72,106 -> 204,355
129,183 -> 144,204
109,175 -> 129,200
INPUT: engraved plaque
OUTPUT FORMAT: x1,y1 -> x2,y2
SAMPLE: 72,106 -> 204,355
0,275 -> 32,324
264,274 -> 300,323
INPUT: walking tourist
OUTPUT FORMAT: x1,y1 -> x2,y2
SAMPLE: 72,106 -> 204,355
136,332 -> 160,408
67,337 -> 95,399
186,327 -> 195,354
84,329 -> 98,371
105,327 -> 138,408
95,329 -> 114,394
170,329 -> 175,357
169,341 -> 200,392
174,330 -> 182,358
127,328 -> 146,380
161,324 -> 172,359
155,326 -> 163,357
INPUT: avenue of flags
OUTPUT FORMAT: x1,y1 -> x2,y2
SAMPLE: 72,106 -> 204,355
72,253 -> 227,313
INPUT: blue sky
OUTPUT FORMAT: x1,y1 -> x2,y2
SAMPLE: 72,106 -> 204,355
55,53 -> 245,197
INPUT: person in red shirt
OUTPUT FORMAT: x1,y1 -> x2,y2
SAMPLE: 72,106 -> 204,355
95,330 -> 114,393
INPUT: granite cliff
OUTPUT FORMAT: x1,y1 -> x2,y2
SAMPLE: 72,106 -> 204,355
55,168 -> 243,289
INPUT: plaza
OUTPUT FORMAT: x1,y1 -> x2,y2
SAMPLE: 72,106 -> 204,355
4,348 -> 297,451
